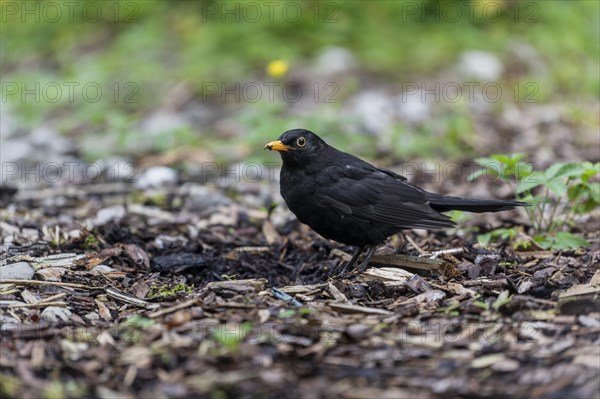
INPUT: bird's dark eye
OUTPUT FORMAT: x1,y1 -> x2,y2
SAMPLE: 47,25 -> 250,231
297,137 -> 306,147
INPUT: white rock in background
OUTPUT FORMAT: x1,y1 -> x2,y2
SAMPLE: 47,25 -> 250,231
347,90 -> 395,134
0,138 -> 32,163
395,91 -> 431,124
30,126 -> 76,155
139,110 -> 189,136
95,156 -> 138,183
314,46 -> 357,75
181,184 -> 232,212
457,50 -> 504,81
0,103 -> 19,138
0,262 -> 35,280
136,166 -> 178,189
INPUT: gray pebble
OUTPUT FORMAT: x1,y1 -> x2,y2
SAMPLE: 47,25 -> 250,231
41,306 -> 72,324
0,262 -> 35,280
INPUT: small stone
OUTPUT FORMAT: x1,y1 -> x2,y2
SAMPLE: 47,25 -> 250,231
92,205 -> 126,227
474,254 -> 500,276
314,46 -> 357,75
396,92 -> 430,124
31,126 -> 76,155
0,315 -> 21,331
181,184 -> 232,213
91,265 -> 115,275
347,90 -> 395,134
0,262 -> 35,280
84,312 -> 100,321
346,324 -> 371,340
425,290 -> 447,304
578,314 -> 600,328
0,103 -> 19,138
491,358 -> 520,372
136,166 -> 178,189
457,50 -> 504,81
517,279 -> 534,294
0,138 -> 32,164
533,266 -> 556,280
139,110 -> 188,137
41,306 -> 72,324
96,157 -> 137,183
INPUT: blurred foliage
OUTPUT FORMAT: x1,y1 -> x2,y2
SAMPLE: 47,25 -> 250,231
1,0 -> 598,161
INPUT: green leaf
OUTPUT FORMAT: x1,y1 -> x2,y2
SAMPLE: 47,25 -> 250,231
581,163 -> 600,182
589,182 -> 600,202
546,179 -> 568,196
491,154 -> 513,164
577,198 -> 598,213
567,183 -> 589,202
553,232 -> 590,249
213,322 -> 253,351
516,171 -> 545,193
477,160 -> 503,177
474,157 -> 495,166
546,162 -> 586,180
513,162 -> 534,179
535,232 -> 590,250
545,162 -> 567,179
533,235 -> 553,249
477,233 -> 492,245
468,169 -> 488,181
493,153 -> 525,166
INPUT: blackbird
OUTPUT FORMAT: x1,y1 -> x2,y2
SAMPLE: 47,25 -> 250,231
265,129 -> 526,273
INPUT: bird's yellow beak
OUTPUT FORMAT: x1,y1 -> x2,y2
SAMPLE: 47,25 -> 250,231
264,140 -> 290,152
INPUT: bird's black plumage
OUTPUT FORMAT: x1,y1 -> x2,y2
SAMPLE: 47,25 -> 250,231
265,129 -> 526,272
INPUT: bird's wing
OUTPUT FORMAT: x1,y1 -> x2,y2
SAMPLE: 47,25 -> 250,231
314,163 -> 455,229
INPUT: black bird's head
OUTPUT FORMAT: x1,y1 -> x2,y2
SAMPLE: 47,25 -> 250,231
264,129 -> 327,167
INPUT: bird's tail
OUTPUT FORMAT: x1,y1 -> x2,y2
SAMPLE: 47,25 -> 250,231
427,194 -> 527,213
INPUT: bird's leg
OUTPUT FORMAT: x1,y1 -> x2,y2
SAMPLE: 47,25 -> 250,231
357,245 -> 377,272
339,245 -> 365,274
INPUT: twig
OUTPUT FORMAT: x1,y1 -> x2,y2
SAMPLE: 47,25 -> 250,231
405,235 -> 425,255
328,302 -> 392,315
429,247 -> 464,258
38,292 -> 67,303
4,301 -> 68,308
106,288 -> 148,307
0,279 -> 97,290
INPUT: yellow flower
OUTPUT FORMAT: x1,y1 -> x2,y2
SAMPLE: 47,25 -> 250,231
266,60 -> 289,78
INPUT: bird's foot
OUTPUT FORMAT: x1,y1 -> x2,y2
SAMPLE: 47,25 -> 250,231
356,246 -> 377,272
338,246 -> 366,275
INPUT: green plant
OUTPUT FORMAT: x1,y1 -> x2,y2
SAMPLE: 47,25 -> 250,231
119,314 -> 156,343
212,322 -> 253,352
147,282 -> 194,299
492,290 -> 512,311
470,154 -> 599,249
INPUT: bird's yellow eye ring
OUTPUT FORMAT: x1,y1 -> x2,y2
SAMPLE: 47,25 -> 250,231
297,137 -> 306,147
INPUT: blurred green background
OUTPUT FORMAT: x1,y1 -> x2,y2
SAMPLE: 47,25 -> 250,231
1,0 -> 598,167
